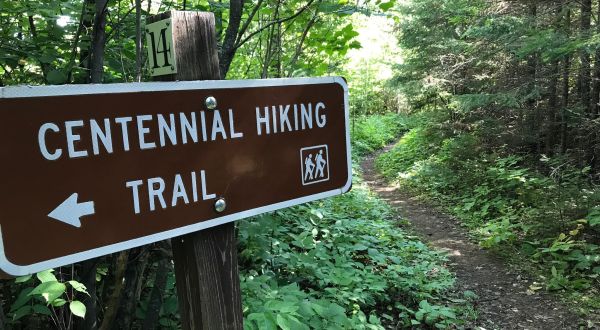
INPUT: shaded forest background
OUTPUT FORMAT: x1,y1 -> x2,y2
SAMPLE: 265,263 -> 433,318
398,0 -> 600,166
380,0 -> 600,318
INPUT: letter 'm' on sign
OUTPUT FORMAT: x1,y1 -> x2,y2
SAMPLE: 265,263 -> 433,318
145,18 -> 177,77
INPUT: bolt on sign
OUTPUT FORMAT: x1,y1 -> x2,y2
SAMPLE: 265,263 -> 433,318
0,77 -> 351,275
146,18 -> 177,77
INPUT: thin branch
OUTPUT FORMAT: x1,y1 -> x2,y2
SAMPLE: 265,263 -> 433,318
104,6 -> 136,43
28,15 -> 50,79
235,0 -> 265,45
234,0 -> 316,50
135,0 -> 142,81
287,12 -> 319,75
66,0 -> 88,82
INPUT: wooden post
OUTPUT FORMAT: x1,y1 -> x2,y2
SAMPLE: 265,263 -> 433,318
147,11 -> 243,329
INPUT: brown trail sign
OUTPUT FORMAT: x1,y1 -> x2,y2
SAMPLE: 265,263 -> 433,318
0,77 -> 350,276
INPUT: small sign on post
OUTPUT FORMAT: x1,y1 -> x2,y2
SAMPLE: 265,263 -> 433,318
145,18 -> 177,76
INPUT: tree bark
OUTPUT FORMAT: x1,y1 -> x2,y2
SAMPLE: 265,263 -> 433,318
79,0 -> 95,82
219,0 -> 244,78
592,0 -> 600,115
142,254 -> 171,329
98,251 -> 129,330
525,1 -> 539,152
76,259 -> 99,330
548,59 -> 560,153
113,248 -> 150,329
147,11 -> 243,330
27,15 -> 50,80
90,0 -> 109,83
561,6 -> 571,153
579,0 -> 592,113
135,0 -> 142,82
67,0 -> 88,82
287,13 -> 318,76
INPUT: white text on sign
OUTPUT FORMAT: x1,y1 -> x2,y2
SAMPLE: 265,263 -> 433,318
37,102 -> 327,160
35,101 -> 329,215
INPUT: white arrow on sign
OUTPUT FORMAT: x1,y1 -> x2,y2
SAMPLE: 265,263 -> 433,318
48,193 -> 95,228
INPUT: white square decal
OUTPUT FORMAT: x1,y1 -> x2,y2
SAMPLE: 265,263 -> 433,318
300,145 -> 330,185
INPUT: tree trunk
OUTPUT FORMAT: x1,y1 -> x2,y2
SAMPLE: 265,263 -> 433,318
548,58 -> 560,154
90,0 -> 109,83
261,0 -> 281,78
113,248 -> 150,329
547,1 -> 564,154
135,0 -> 142,82
561,7 -> 571,153
592,0 -> 600,115
274,22 -> 282,78
219,0 -> 244,78
79,0 -> 95,83
75,2 -> 110,325
287,13 -> 318,76
76,259 -> 99,330
142,254 -> 171,329
98,251 -> 129,330
525,1 -> 538,152
579,0 -> 592,113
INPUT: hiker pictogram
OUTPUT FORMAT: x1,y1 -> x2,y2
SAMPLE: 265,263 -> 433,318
301,145 -> 330,185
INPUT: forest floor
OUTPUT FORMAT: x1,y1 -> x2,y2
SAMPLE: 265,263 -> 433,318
362,144 -> 590,330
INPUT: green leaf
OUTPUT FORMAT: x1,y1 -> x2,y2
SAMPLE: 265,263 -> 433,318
353,243 -> 368,251
12,305 -> 33,321
37,54 -> 55,64
162,296 -> 178,315
51,298 -> 68,307
159,317 -> 172,327
589,215 -> 600,227
15,275 -> 32,283
10,287 -> 34,312
276,314 -> 292,330
68,280 -> 89,295
276,314 -> 307,330
29,281 -> 66,303
378,1 -> 394,11
32,304 -> 52,316
69,300 -> 86,318
36,269 -> 57,283
46,70 -> 68,84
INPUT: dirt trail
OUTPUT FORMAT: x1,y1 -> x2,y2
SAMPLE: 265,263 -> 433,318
361,146 -> 587,330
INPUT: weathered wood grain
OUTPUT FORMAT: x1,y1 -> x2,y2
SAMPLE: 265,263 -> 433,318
147,11 -> 243,330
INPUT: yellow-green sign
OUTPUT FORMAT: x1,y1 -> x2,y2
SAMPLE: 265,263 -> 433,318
145,18 -> 177,76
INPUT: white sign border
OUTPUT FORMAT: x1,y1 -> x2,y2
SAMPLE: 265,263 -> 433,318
0,77 -> 352,276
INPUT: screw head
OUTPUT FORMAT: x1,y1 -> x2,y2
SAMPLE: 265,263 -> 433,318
214,198 -> 226,213
205,96 -> 217,110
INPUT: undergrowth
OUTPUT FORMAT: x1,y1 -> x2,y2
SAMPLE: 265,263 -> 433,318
351,114 -> 409,157
376,113 -> 600,314
238,114 -> 469,329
